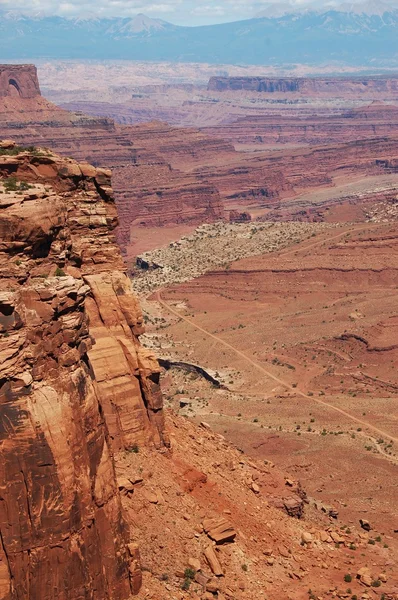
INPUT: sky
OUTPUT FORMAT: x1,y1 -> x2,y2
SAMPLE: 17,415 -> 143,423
0,0 -> 396,25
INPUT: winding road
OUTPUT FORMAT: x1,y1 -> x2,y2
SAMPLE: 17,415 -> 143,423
153,224 -> 398,451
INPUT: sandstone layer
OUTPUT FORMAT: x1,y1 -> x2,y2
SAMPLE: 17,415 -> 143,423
205,103 -> 398,147
0,143 -> 168,599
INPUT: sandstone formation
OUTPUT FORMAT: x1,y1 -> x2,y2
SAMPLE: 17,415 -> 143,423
0,143 -> 168,599
0,65 -> 41,99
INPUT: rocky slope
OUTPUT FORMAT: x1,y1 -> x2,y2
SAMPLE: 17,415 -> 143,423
0,142 -> 169,599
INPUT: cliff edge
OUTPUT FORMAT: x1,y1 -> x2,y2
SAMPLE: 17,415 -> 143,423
0,141 -> 168,599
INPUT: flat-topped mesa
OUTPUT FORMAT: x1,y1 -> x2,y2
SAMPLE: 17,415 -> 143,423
0,142 -> 168,599
208,76 -> 398,95
0,64 -> 41,99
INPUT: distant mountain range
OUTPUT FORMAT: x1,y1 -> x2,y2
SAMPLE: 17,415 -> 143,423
0,7 -> 398,66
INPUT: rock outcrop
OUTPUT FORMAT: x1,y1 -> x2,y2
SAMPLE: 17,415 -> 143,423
0,64 -> 41,99
0,143 -> 168,599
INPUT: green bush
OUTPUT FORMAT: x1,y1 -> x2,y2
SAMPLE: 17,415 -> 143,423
3,176 -> 18,191
55,267 -> 66,277
184,568 -> 196,580
3,176 -> 32,193
344,574 -> 352,583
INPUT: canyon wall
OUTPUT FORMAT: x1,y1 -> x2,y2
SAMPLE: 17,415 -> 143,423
0,66 -> 227,253
208,76 -> 398,95
205,104 -> 398,146
0,143 -> 168,599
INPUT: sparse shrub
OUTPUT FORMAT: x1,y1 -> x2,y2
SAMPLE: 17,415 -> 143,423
55,267 -> 66,277
3,176 -> 18,192
181,579 -> 191,591
344,574 -> 352,583
371,580 -> 381,588
184,568 -> 196,580
241,564 -> 248,572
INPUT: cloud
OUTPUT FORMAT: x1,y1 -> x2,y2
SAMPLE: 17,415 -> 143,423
191,5 -> 226,16
0,0 -> 397,23
0,0 -> 183,18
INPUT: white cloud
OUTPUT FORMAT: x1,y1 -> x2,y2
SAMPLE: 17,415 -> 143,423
191,5 -> 226,16
0,0 -> 397,23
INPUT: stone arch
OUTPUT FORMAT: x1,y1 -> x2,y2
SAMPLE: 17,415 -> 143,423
8,78 -> 21,97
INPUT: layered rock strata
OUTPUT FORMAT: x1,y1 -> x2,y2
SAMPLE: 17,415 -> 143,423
205,103 -> 398,146
208,76 -> 398,95
0,66 -> 226,252
0,143 -> 168,599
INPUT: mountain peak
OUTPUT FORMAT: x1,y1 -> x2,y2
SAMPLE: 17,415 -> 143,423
124,13 -> 172,33
255,0 -> 398,18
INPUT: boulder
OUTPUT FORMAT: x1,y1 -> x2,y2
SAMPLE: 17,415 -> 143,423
187,557 -> 201,572
359,519 -> 372,532
203,517 -> 237,544
204,546 -> 223,577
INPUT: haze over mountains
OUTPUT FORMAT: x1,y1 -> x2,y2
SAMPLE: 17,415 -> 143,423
1,3 -> 398,65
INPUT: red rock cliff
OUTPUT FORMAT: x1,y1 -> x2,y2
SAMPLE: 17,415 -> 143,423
0,65 -> 41,99
0,142 -> 168,599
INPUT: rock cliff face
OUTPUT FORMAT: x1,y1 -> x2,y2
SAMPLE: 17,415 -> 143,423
0,142 -> 167,599
208,76 -> 398,95
205,103 -> 398,146
0,65 -> 41,99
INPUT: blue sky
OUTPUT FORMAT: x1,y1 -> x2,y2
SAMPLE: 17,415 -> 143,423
0,0 -> 395,25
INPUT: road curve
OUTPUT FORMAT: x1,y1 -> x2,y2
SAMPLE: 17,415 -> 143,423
154,222 -> 398,449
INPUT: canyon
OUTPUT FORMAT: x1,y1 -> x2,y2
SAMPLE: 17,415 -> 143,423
2,146 -> 398,600
1,61 -> 398,600
2,64 -> 398,263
